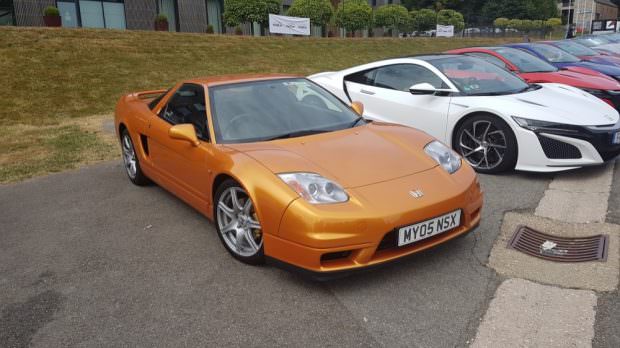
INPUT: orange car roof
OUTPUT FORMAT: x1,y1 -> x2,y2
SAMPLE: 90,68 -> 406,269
186,74 -> 301,87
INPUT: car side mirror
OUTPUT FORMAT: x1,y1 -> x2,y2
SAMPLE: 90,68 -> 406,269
351,101 -> 364,116
169,124 -> 200,146
409,83 -> 438,95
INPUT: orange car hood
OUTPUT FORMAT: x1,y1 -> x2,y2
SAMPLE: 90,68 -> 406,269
225,123 -> 439,188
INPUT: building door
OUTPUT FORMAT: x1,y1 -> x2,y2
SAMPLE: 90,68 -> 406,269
206,0 -> 221,33
57,1 -> 78,27
0,0 -> 14,25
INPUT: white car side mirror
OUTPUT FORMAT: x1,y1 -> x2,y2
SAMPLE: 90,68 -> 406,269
409,83 -> 437,95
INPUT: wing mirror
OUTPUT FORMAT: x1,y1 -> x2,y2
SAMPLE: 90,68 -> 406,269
409,83 -> 455,95
351,101 -> 364,116
169,124 -> 200,146
409,83 -> 439,95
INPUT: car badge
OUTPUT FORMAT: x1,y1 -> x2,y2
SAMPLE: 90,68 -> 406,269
409,190 -> 424,198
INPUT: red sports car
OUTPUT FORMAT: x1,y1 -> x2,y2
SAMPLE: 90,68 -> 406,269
447,46 -> 620,109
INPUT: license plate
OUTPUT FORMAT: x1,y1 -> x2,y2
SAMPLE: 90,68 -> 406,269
613,132 -> 620,145
398,210 -> 461,247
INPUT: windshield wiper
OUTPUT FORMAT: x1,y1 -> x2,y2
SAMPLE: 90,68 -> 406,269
264,129 -> 331,141
350,117 -> 367,128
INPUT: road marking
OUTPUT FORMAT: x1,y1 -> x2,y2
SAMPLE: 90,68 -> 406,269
535,163 -> 615,223
472,278 -> 596,348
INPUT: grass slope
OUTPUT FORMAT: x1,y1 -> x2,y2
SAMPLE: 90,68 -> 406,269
1,27 -> 517,182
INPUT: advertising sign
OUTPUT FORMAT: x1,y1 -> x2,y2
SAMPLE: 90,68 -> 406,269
436,25 -> 454,37
269,14 -> 310,36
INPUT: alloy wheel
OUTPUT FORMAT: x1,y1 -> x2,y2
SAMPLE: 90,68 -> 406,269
216,187 -> 263,257
122,133 -> 137,179
458,120 -> 508,170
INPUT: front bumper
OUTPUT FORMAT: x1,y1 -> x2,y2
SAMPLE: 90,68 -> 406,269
263,166 -> 483,274
514,120 -> 620,171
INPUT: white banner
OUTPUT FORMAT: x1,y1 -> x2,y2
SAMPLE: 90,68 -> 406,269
269,14 -> 310,36
436,25 -> 454,37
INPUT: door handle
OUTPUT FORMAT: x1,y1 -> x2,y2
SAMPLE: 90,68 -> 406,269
360,89 -> 375,95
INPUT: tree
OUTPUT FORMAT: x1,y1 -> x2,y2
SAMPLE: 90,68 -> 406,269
481,0 -> 557,23
223,0 -> 281,28
287,0 -> 334,27
508,19 -> 522,31
437,9 -> 464,32
412,8 -> 436,32
374,4 -> 410,35
493,17 -> 509,29
545,17 -> 562,29
334,0 -> 373,34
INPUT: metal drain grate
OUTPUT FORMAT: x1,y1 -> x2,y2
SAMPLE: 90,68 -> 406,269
508,225 -> 608,262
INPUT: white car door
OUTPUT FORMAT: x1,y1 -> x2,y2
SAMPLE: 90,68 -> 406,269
344,63 -> 452,142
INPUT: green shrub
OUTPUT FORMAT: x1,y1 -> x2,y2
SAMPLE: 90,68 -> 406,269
234,26 -> 243,35
155,14 -> 168,23
288,0 -> 333,27
44,6 -> 60,17
334,0 -> 373,33
206,24 -> 215,33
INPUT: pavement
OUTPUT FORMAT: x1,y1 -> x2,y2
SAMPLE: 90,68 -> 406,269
0,160 -> 618,347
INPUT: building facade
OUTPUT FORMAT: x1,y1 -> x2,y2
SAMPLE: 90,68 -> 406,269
2,0 -> 399,33
559,0 -> 619,32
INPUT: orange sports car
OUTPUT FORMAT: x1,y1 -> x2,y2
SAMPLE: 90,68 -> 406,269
114,74 -> 483,278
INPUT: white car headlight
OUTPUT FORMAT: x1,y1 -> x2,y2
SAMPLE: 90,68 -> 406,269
424,141 -> 461,174
278,173 -> 349,204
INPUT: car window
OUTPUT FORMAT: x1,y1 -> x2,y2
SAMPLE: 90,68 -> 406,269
344,69 -> 376,85
210,78 -> 360,144
159,84 -> 209,140
465,52 -> 508,69
373,64 -> 445,92
554,41 -> 597,56
530,44 -> 581,63
492,47 -> 557,73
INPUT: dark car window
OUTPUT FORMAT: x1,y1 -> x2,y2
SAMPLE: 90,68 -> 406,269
465,52 -> 508,69
344,69 -> 376,85
373,64 -> 445,91
530,44 -> 581,63
491,47 -> 557,73
159,84 -> 209,140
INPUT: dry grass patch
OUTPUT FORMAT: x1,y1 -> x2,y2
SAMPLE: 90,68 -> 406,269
1,27 -> 520,182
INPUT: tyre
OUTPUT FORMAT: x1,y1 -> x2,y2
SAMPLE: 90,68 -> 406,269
214,180 -> 265,265
453,114 -> 518,174
120,129 -> 150,185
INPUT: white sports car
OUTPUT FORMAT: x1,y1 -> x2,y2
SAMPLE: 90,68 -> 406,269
310,55 -> 620,173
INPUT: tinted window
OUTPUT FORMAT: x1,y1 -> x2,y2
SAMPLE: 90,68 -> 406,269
345,69 -> 376,85
492,47 -> 557,73
553,41 -> 598,56
159,84 -> 208,140
465,52 -> 508,69
531,44 -> 581,63
429,56 -> 529,96
210,79 -> 360,143
373,64 -> 445,91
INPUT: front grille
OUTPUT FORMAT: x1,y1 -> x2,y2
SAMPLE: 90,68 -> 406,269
377,230 -> 398,251
537,135 -> 582,159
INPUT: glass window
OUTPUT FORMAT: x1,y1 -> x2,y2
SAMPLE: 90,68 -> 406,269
491,47 -> 557,73
465,52 -> 508,69
553,41 -> 598,57
159,0 -> 176,32
58,1 -> 78,28
344,69 -> 376,85
0,0 -> 15,26
80,0 -> 105,28
103,2 -> 125,29
210,79 -> 360,143
160,84 -> 209,140
429,56 -> 529,96
373,64 -> 445,91
531,44 -> 581,63
206,0 -> 221,33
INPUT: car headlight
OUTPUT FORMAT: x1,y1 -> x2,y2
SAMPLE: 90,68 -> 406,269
278,173 -> 349,204
424,141 -> 461,174
512,116 -> 579,133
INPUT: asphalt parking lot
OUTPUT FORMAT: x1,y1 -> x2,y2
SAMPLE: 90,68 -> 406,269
0,161 -> 618,347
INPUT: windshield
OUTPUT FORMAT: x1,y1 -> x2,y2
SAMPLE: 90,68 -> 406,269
554,41 -> 598,56
492,47 -> 557,73
429,56 -> 529,96
577,36 -> 612,46
531,43 -> 581,63
210,78 -> 361,143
